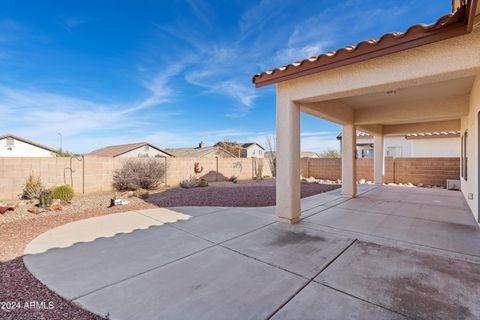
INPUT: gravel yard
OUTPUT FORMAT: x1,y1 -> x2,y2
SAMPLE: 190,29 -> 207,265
148,179 -> 340,207
0,191 -> 154,224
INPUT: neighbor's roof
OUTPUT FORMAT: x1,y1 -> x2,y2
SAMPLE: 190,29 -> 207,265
0,133 -> 57,153
241,142 -> 265,150
252,1 -> 477,87
165,146 -> 237,158
88,142 -> 173,157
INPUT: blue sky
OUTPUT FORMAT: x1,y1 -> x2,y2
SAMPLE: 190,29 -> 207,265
0,0 -> 450,153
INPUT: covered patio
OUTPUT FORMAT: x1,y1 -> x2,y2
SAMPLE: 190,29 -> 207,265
253,0 -> 480,224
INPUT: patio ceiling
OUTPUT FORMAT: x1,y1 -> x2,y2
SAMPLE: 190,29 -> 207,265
300,76 -> 473,134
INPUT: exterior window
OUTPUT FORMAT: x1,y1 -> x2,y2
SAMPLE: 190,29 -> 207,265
386,147 -> 402,157
252,150 -> 255,155
6,137 -> 14,146
362,149 -> 374,158
144,145 -> 149,152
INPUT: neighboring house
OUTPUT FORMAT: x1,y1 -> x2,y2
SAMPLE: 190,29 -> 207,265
0,134 -> 56,157
252,1 -> 480,221
88,142 -> 173,158
165,142 -> 237,158
240,143 -> 265,158
337,131 -> 461,158
214,141 -> 265,158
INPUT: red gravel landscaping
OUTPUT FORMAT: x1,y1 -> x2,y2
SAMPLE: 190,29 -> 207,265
148,180 -> 340,207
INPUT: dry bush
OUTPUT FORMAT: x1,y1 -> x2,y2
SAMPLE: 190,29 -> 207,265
113,159 -> 165,191
22,175 -> 44,200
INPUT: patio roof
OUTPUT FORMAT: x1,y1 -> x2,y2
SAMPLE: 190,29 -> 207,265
252,1 -> 478,88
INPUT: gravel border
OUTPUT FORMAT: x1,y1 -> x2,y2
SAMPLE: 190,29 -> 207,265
148,180 -> 340,207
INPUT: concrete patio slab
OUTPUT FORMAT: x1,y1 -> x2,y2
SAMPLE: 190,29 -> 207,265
75,246 -> 307,320
304,207 -> 387,234
223,223 -> 354,278
272,282 -> 407,320
24,211 -> 169,255
24,222 -> 212,300
171,210 -> 274,243
135,207 -> 192,223
315,241 -> 480,320
165,206 -> 229,217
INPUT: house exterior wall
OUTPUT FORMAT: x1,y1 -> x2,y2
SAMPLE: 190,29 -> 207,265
461,75 -> 480,222
410,137 -> 460,157
355,136 -> 460,158
244,145 -> 265,158
116,146 -> 170,158
0,138 -> 54,157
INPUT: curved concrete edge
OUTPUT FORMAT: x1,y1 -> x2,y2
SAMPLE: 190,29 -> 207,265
23,208 -> 191,256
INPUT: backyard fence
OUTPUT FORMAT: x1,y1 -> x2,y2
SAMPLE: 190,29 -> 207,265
301,157 -> 460,186
0,156 -> 460,200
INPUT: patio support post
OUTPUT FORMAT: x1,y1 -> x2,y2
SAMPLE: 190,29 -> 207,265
374,134 -> 384,184
342,124 -> 357,197
276,96 -> 301,223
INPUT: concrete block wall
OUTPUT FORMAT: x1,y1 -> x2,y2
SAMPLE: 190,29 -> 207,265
0,156 -> 270,200
302,157 -> 460,187
386,157 -> 460,186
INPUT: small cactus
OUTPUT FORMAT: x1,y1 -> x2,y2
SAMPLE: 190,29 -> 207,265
38,190 -> 53,208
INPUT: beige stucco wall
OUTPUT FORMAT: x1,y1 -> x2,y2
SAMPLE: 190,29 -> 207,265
0,138 -> 54,157
461,75 -> 480,221
116,146 -> 170,158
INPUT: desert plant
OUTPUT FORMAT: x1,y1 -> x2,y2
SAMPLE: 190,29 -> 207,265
51,184 -> 75,202
265,135 -> 276,177
22,175 -> 44,200
38,190 -> 53,208
133,188 -> 149,199
113,159 -> 166,191
319,149 -> 340,158
197,179 -> 208,187
179,175 -> 198,189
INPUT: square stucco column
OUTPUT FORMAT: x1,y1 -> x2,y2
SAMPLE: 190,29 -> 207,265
374,134 -> 384,185
342,124 -> 357,197
276,97 -> 301,224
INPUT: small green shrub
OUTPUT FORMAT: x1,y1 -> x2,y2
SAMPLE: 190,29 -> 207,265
180,176 -> 198,189
22,175 -> 44,200
51,185 -> 75,202
133,188 -> 149,199
198,179 -> 208,187
38,190 -> 53,208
